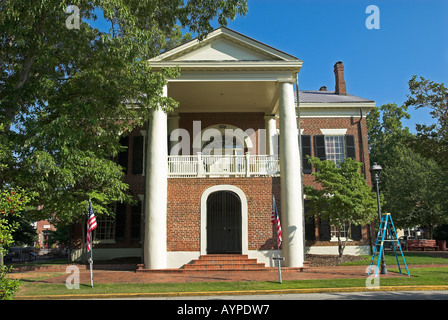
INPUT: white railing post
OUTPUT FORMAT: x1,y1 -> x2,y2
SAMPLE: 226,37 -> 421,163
245,152 -> 251,177
197,152 -> 204,177
167,154 -> 279,178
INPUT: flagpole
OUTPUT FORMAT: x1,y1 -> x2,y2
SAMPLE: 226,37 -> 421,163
88,232 -> 94,288
87,198 -> 96,288
272,194 -> 283,284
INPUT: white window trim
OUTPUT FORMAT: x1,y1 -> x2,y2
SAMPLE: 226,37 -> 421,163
93,239 -> 116,244
330,236 -> 354,242
324,135 -> 346,165
93,213 -> 116,244
320,128 -> 347,135
330,223 -> 354,242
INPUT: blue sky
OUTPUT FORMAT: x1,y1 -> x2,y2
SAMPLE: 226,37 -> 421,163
223,0 -> 448,132
89,0 -> 448,133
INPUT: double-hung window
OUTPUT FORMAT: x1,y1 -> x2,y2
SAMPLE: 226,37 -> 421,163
300,133 -> 356,172
94,216 -> 115,243
314,134 -> 356,164
324,136 -> 345,164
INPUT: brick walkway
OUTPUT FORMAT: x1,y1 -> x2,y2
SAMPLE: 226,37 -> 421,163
13,265 -> 425,285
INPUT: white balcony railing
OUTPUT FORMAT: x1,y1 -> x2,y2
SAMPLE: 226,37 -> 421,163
168,153 -> 279,178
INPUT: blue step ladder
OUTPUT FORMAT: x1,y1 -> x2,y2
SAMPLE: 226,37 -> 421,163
368,213 -> 410,277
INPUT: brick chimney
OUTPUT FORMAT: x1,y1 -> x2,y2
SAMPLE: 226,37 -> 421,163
334,61 -> 347,95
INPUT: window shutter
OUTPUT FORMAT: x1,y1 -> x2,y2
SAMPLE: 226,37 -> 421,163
350,224 -> 362,241
117,136 -> 129,174
345,135 -> 356,160
132,136 -> 144,174
314,135 -> 326,161
301,135 -> 312,174
319,219 -> 331,241
131,201 -> 142,241
115,203 -> 127,242
304,200 -> 315,240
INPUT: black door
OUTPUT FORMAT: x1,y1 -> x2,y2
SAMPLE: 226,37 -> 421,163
207,191 -> 242,254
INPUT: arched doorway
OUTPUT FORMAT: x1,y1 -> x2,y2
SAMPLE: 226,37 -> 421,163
206,191 -> 242,254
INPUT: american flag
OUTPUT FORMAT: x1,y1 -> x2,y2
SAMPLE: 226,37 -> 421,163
271,195 -> 282,247
86,199 -> 97,252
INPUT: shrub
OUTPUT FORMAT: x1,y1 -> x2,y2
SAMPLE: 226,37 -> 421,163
0,265 -> 19,300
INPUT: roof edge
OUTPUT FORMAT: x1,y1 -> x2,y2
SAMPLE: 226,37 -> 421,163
149,26 -> 302,63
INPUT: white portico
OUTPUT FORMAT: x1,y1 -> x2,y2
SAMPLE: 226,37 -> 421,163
144,27 -> 304,269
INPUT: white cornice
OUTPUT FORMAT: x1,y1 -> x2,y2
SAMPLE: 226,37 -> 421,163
166,70 -> 299,83
300,103 -> 375,118
149,61 -> 302,72
298,104 -> 375,118
299,102 -> 375,109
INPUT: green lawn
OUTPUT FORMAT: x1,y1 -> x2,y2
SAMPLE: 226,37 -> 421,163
13,252 -> 448,298
341,252 -> 448,266
14,267 -> 448,298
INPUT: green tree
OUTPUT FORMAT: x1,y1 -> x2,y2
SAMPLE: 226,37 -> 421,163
381,148 -> 447,239
46,224 -> 70,251
366,103 -> 412,167
0,0 -> 248,225
367,100 -> 448,236
304,157 -> 377,259
0,189 -> 31,259
0,188 -> 31,300
5,214 -> 37,247
405,76 -> 448,170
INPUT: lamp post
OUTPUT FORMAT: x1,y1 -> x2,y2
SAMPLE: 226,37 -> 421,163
370,162 -> 387,275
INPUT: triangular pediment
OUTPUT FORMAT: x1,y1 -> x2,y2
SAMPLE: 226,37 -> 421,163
173,38 -> 273,61
150,27 -> 300,63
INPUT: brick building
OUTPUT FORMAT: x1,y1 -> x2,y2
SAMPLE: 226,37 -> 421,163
72,28 -> 375,269
35,220 -> 56,249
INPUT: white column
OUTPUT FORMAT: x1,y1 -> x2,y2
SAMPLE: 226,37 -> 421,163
278,80 -> 304,268
168,114 -> 180,155
144,85 -> 168,269
264,115 -> 277,156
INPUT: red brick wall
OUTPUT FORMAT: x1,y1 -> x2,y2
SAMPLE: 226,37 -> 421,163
298,116 -> 373,244
167,177 -> 281,252
299,116 -> 372,188
36,220 -> 56,248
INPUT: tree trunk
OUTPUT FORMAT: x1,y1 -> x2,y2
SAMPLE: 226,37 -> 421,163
337,225 -> 351,261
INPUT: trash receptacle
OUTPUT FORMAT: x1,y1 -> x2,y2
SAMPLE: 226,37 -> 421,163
437,240 -> 446,251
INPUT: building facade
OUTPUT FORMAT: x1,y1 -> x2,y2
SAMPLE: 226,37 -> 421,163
72,28 -> 375,269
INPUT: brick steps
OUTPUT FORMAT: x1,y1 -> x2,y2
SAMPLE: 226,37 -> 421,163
136,255 -> 311,273
182,254 -> 266,271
